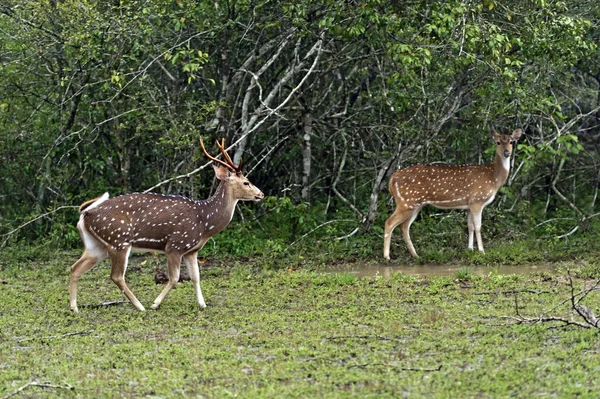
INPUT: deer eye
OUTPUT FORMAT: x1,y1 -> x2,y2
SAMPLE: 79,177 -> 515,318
243,182 -> 250,186
509,140 -> 515,144
496,141 -> 501,145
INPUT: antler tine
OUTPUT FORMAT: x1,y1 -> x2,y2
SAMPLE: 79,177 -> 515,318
216,138 -> 240,172
200,137 -> 235,171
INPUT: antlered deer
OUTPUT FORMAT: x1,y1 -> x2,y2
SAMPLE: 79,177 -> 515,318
383,128 -> 522,259
69,139 -> 263,312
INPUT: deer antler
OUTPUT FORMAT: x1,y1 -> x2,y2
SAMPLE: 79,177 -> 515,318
200,137 -> 237,172
215,138 -> 241,173
217,138 -> 239,172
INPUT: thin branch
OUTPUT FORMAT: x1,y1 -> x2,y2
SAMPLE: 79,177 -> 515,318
326,335 -> 395,341
331,132 -> 364,220
15,330 -> 91,343
246,136 -> 289,176
2,381 -> 75,399
348,363 -> 443,372
503,274 -> 600,329
474,289 -> 552,296
500,315 -> 593,329
147,33 -> 324,192
285,219 -> 354,249
0,7 -> 64,41
0,206 -> 78,248
143,162 -> 212,193
555,225 -> 579,239
551,158 -> 584,218
336,226 -> 360,241
80,300 -> 129,309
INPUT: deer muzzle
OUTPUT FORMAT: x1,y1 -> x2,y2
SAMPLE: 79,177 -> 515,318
503,150 -> 511,158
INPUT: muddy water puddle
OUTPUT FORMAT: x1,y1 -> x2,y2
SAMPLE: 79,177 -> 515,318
319,263 -> 556,278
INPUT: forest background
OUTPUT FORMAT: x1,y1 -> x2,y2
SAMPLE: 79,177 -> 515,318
1,0 -> 599,263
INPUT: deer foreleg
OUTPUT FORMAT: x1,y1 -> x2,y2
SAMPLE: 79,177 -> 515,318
384,208 -> 412,260
183,251 -> 206,308
400,209 -> 421,258
467,210 -> 475,250
384,207 -> 420,259
470,205 -> 485,253
151,252 -> 182,309
109,246 -> 145,311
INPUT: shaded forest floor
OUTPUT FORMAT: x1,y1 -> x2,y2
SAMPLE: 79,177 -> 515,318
1,243 -> 600,398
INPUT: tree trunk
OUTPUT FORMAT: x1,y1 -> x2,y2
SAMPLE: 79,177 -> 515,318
301,112 -> 312,201
363,144 -> 401,231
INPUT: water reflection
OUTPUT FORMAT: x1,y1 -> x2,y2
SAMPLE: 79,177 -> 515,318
319,263 -> 556,278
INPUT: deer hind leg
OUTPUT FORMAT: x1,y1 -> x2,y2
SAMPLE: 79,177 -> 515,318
384,206 -> 418,259
151,252 -> 182,310
469,204 -> 485,253
69,249 -> 107,313
70,223 -> 108,313
183,251 -> 206,308
109,245 -> 145,311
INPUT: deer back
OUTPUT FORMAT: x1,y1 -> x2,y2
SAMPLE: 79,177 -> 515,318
389,164 -> 500,209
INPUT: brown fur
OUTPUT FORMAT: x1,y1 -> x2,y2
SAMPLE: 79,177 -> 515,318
383,129 -> 522,259
69,141 -> 264,313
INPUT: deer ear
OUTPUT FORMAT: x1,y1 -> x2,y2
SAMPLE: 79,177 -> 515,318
489,126 -> 500,142
213,164 -> 231,181
511,129 -> 523,141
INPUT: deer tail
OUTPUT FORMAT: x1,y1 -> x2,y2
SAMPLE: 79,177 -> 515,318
79,192 -> 110,213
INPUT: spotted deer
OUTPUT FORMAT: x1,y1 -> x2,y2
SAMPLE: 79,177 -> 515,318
383,128 -> 522,259
69,139 -> 264,312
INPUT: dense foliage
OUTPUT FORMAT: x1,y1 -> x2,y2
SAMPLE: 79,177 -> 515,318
1,0 -> 599,252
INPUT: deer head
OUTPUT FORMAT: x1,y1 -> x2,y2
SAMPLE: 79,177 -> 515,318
493,128 -> 522,159
201,138 -> 264,202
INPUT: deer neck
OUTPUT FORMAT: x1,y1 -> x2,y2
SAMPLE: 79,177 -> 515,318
492,152 -> 511,189
197,181 -> 238,236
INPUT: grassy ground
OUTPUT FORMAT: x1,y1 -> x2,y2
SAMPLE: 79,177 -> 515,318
1,247 -> 600,398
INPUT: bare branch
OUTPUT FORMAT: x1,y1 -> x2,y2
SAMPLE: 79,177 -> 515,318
2,381 -> 74,399
285,219 -> 355,250
503,274 -> 600,329
0,206 -> 78,248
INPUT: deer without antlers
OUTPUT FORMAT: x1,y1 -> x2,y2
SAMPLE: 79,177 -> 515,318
383,128 -> 522,259
69,138 -> 263,312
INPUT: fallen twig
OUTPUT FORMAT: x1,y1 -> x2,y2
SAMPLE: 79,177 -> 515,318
500,315 -> 593,329
348,363 -> 442,372
80,300 -> 128,308
502,273 -> 600,329
326,335 -> 394,341
3,380 -> 74,399
16,330 -> 91,343
474,289 -> 551,296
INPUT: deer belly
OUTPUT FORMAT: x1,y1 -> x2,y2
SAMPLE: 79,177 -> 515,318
428,201 -> 470,210
425,194 -> 470,210
129,238 -> 169,252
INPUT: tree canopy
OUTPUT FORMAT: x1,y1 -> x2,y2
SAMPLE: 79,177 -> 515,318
1,0 -> 599,247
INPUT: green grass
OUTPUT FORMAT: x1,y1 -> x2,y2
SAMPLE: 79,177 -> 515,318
1,250 -> 600,398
